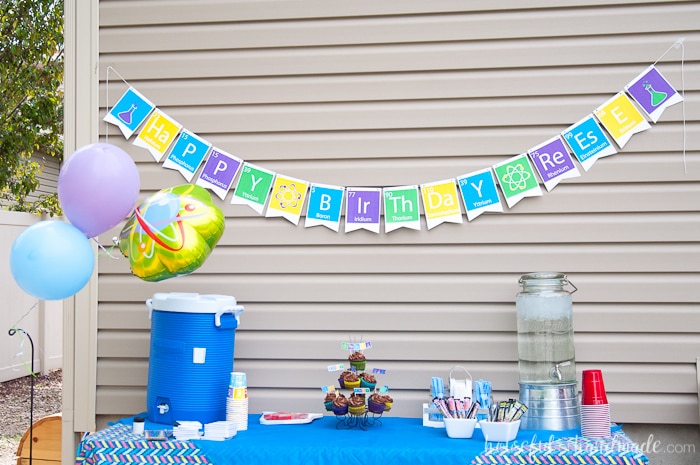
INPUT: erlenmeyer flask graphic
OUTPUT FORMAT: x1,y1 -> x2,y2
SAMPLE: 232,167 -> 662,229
117,104 -> 137,124
644,83 -> 667,107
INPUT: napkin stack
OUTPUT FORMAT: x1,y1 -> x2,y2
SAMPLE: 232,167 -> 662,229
173,421 -> 202,440
203,420 -> 238,441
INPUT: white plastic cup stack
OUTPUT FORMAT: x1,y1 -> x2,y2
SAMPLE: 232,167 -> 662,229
227,372 -> 248,431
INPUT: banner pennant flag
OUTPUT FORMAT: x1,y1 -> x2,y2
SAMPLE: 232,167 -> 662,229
230,162 -> 276,215
420,179 -> 463,230
305,183 -> 345,232
493,153 -> 543,208
625,65 -> 683,123
195,148 -> 243,200
345,187 -> 381,234
383,185 -> 421,232
561,114 -> 617,172
457,168 -> 503,221
594,92 -> 651,148
162,129 -> 212,182
133,109 -> 182,162
265,174 -> 309,225
106,50 -> 684,234
341,341 -> 372,350
528,136 -> 581,192
103,87 -> 155,139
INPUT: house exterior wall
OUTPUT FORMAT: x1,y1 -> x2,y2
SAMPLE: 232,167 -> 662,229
92,0 -> 699,433
0,154 -> 60,209
29,153 -> 60,204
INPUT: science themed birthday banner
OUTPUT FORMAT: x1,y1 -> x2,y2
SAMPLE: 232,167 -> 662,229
104,63 -> 683,234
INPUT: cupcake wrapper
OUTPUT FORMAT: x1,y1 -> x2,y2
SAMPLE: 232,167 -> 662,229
344,380 -> 361,389
324,401 -> 334,411
332,405 -> 348,415
350,361 -> 366,370
360,380 -> 376,389
368,401 -> 386,414
348,405 -> 366,415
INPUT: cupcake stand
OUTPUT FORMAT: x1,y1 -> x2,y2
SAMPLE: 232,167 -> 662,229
334,407 -> 384,431
324,343 -> 393,431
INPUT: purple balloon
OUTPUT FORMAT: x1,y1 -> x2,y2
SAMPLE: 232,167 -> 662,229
58,143 -> 140,238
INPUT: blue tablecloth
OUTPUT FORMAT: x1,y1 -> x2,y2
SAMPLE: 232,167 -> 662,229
75,414 -> 648,465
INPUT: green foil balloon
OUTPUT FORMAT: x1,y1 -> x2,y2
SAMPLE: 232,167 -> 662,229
119,184 -> 225,282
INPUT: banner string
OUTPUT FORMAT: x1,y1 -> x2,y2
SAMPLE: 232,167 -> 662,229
103,39 -> 687,179
10,330 -> 39,377
103,67 -> 133,256
100,39 -> 688,233
9,301 -> 39,333
653,38 -> 687,173
8,302 -> 41,377
105,66 -> 131,145
94,236 -> 121,260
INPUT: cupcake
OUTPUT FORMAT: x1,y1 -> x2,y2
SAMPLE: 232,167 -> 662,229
359,372 -> 376,390
348,394 -> 366,416
369,392 -> 393,412
332,393 -> 348,415
343,372 -> 361,390
324,391 -> 338,411
368,393 -> 386,414
348,351 -> 366,371
382,394 -> 393,411
338,370 -> 351,389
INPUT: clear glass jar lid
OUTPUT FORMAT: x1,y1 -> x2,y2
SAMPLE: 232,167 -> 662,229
518,272 -> 577,292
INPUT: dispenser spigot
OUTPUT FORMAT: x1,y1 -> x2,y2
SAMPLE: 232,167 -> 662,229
550,361 -> 572,381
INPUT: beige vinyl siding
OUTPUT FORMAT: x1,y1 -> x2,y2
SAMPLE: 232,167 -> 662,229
95,0 -> 700,428
30,153 -> 60,202
0,154 -> 60,208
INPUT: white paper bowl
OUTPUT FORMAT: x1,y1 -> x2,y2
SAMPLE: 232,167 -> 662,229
443,418 -> 478,439
479,420 -> 520,442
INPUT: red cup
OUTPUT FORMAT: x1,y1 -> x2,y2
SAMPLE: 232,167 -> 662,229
581,369 -> 608,405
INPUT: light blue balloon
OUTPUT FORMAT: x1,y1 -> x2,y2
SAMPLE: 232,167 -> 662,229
10,220 -> 95,300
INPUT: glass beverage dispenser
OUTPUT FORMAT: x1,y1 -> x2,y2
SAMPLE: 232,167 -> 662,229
516,272 -> 581,430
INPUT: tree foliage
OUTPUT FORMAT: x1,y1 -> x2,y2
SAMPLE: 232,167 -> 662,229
0,0 -> 63,215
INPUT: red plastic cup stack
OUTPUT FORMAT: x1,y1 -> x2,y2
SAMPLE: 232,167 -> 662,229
580,369 -> 611,438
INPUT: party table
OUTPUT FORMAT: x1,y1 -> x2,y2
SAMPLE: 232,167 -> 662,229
75,414 -> 649,465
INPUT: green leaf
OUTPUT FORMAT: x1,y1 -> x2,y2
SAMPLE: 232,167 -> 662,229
0,0 -> 63,215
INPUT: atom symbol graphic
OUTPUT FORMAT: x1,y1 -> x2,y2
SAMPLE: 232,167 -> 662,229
274,183 -> 303,209
501,164 -> 531,191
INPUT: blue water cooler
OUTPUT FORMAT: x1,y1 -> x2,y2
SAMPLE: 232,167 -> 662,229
145,293 -> 244,424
